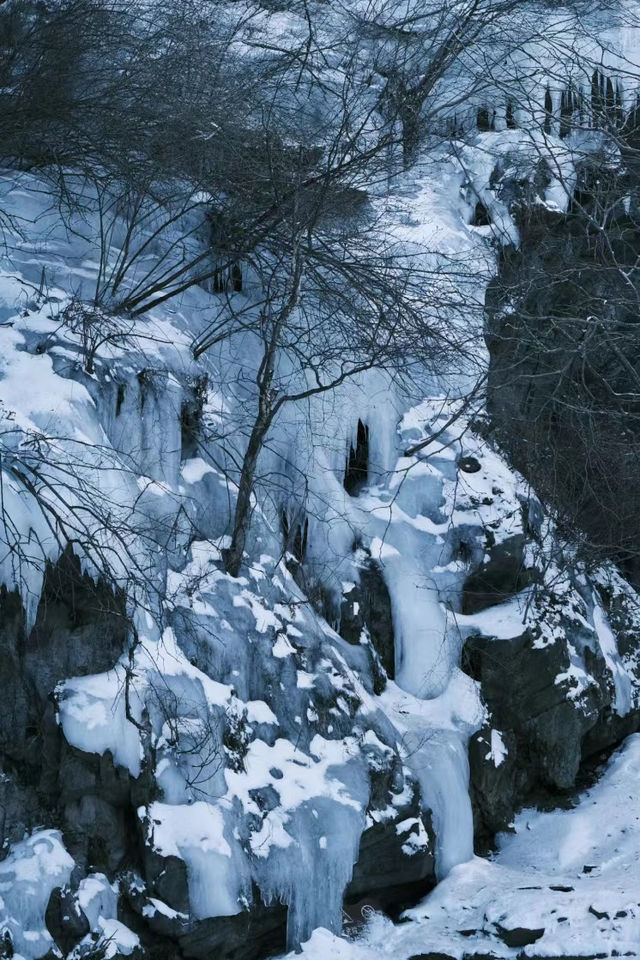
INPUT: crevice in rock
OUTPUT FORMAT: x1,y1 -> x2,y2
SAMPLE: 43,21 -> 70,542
477,106 -> 494,131
281,509 -> 308,565
180,376 -> 208,460
116,382 -> 126,417
344,420 -> 369,496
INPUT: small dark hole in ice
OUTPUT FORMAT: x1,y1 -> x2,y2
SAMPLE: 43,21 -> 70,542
344,420 -> 369,495
471,200 -> 491,226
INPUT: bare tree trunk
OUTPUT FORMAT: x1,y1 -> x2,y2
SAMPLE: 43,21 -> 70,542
224,409 -> 273,577
224,320 -> 279,577
224,250 -> 303,577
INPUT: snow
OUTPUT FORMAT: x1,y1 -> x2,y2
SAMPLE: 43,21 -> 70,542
96,918 -> 140,958
454,594 -> 529,640
181,457 -> 216,484
487,729 -> 508,768
56,666 -> 144,776
282,734 -> 640,960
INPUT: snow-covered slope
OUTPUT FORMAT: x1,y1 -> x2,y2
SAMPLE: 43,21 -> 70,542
288,732 -> 640,960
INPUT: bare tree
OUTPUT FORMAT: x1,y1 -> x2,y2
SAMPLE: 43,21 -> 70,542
191,132 -> 468,575
484,52 -> 640,582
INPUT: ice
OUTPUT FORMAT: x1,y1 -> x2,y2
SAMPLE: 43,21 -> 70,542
380,670 -> 484,879
406,727 -> 474,880
142,801 -> 243,918
258,799 -> 366,946
383,550 -> 450,699
592,594 -> 633,716
76,873 -> 118,929
0,830 -> 74,960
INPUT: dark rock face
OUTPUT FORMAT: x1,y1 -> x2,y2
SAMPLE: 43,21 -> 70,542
178,901 -> 288,960
339,549 -> 395,682
407,954 -> 457,960
464,569 -> 640,848
45,886 -> 90,955
495,923 -> 545,948
466,627 -> 596,793
0,549 -> 127,845
0,769 -> 41,856
462,533 -> 533,614
485,152 -> 640,585
467,725 -> 519,844
347,785 -> 435,914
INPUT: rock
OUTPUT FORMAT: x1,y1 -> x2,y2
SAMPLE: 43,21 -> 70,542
45,885 -> 90,955
142,845 -> 190,917
463,563 -> 640,848
408,954 -> 457,960
347,807 -> 435,914
458,456 -> 482,473
347,738 -> 435,914
178,898 -> 287,960
461,955 -> 500,960
338,548 -> 395,683
0,550 -> 127,808
524,956 -> 607,960
465,625 -> 597,789
468,724 -> 518,845
0,772 -> 40,853
462,533 -> 532,614
63,793 -> 128,873
495,923 -> 545,947
588,905 -> 609,920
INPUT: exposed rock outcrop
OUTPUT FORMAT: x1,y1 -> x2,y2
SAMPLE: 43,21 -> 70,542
464,556 -> 640,848
0,542 -> 435,960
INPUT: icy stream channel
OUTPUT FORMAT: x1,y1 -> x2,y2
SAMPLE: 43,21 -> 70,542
345,404 -> 488,878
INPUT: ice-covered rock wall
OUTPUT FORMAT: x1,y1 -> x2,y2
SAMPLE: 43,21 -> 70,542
1,2 -> 640,954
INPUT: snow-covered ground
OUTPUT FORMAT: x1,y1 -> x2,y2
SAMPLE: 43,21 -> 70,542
287,733 -> 640,959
